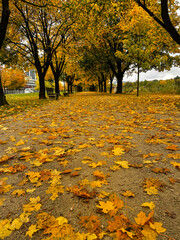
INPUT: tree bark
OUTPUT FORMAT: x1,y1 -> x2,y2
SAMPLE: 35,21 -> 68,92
0,0 -> 10,106
67,82 -> 70,93
103,78 -> 106,93
0,0 -> 10,49
116,72 -> 123,94
0,71 -> 9,106
0,71 -> 8,106
38,73 -> 46,99
109,73 -> 114,94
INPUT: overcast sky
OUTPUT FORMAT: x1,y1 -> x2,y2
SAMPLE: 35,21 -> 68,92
123,67 -> 180,82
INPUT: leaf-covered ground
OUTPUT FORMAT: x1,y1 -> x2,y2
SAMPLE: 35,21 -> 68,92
0,92 -> 179,240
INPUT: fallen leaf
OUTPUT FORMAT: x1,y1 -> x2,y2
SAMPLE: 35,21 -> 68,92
135,210 -> 154,225
96,201 -> 115,213
141,202 -> 155,210
15,139 -> 25,146
166,145 -> 178,151
79,215 -> 101,234
11,189 -> 25,196
114,160 -> 129,168
112,146 -> 125,155
141,224 -> 158,240
26,224 -> 39,238
145,187 -> 158,195
149,222 -> 166,234
122,190 -> 135,197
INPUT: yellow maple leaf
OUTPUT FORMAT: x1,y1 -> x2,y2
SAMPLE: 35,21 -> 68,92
170,161 -> 180,169
141,224 -> 157,240
110,165 -> 120,171
149,222 -> 166,234
145,187 -> 158,195
11,189 -> 25,197
0,198 -> 5,206
89,161 -> 106,168
85,233 -> 97,240
96,201 -> 115,213
10,136 -> 16,142
15,139 -> 25,146
26,188 -> 36,193
98,191 -> 110,198
53,148 -> 65,156
100,152 -> 109,156
74,167 -> 82,171
121,227 -> 134,238
112,146 -> 125,155
56,216 -> 68,225
122,190 -> 135,197
109,193 -> 124,210
78,143 -> 90,149
26,224 -> 39,238
9,218 -> 23,230
0,184 -> 14,194
0,156 -> 9,163
0,219 -> 12,239
93,170 -> 107,180
115,160 -> 129,168
167,153 -> 180,159
90,180 -> 103,188
46,185 -> 64,201
26,172 -> 40,183
141,202 -> 155,210
30,160 -> 43,167
19,212 -> 30,223
23,197 -> 41,212
30,196 -> 40,203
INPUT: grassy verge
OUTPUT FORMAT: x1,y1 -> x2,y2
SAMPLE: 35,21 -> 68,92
0,93 -> 49,118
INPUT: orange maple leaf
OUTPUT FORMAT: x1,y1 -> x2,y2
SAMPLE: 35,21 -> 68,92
79,215 -> 101,235
166,145 -> 178,151
135,210 -> 154,226
107,214 -> 129,232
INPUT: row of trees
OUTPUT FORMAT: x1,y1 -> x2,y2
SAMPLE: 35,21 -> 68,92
124,77 -> 180,94
0,0 -> 180,106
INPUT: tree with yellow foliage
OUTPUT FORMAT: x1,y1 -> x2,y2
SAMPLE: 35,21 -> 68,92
134,0 -> 180,45
1,67 -> 26,90
75,0 -> 179,93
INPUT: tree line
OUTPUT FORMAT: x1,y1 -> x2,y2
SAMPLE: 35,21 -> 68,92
0,0 -> 179,106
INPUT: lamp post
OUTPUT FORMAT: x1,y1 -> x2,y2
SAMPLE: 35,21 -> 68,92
136,34 -> 143,97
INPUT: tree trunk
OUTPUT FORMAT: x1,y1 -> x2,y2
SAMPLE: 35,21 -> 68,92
70,84 -> 73,94
116,72 -> 123,93
98,78 -> 101,92
100,82 -> 103,92
137,65 -> 140,97
0,0 -> 10,106
104,79 -> 106,93
0,0 -> 10,50
54,74 -> 60,100
38,73 -> 46,99
110,78 -> 113,93
0,71 -> 8,106
68,82 -> 70,93
109,73 -> 114,94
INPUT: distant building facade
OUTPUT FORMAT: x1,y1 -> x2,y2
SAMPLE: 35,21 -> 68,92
25,69 -> 37,89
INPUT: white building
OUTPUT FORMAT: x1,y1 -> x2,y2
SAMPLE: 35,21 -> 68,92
25,69 -> 37,89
